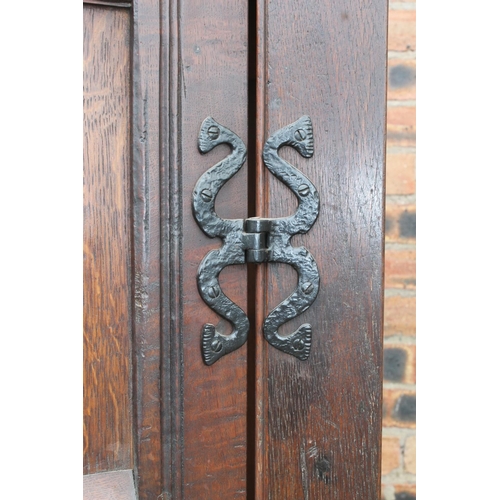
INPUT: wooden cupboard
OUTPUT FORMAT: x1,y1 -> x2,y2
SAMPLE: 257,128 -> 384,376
83,1 -> 387,497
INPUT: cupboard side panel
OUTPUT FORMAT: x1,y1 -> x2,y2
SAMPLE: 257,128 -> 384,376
83,5 -> 133,475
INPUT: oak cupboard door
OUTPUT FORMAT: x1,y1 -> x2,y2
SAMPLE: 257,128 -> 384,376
165,1 -> 251,497
83,0 -> 387,498
253,1 -> 387,498
84,0 -> 251,497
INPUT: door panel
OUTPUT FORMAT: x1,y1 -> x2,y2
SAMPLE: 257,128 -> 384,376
83,4 -> 133,475
163,0 -> 248,499
254,0 -> 387,498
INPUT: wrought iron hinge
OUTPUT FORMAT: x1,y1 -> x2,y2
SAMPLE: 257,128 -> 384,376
193,116 -> 320,365
242,218 -> 272,263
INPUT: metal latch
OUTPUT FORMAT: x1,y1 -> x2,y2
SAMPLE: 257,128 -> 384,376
193,116 -> 320,365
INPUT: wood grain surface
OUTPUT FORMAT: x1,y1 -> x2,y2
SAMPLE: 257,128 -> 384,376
83,0 -> 387,496
254,0 -> 388,498
84,470 -> 136,500
129,0 -> 163,497
120,0 -> 252,497
83,5 -> 133,475
165,1 -> 250,497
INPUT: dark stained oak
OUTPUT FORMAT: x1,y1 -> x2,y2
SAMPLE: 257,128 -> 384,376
129,1 -> 163,498
83,1 -> 251,497
162,1 -> 250,498
83,5 -> 133,475
254,0 -> 388,498
83,0 -> 387,497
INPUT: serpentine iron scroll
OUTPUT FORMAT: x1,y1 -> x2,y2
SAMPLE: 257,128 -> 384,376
192,116 -> 320,365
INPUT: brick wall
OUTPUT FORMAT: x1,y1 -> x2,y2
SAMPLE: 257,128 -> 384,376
382,2 -> 416,499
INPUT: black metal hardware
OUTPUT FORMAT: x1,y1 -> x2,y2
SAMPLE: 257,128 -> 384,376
193,116 -> 320,365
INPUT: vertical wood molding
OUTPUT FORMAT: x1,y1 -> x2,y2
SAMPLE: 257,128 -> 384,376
130,0 -> 163,496
162,0 -> 184,496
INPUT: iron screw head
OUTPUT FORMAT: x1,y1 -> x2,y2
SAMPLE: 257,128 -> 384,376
294,129 -> 307,141
207,286 -> 220,299
293,338 -> 305,351
207,125 -> 220,140
301,282 -> 313,295
298,184 -> 310,196
211,338 -> 223,352
200,189 -> 213,202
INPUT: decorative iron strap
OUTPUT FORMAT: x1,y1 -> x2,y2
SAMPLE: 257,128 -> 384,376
193,116 -> 320,365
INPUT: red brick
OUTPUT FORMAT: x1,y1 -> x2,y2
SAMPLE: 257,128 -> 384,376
385,248 -> 416,289
386,152 -> 416,195
387,106 -> 416,148
388,10 -> 416,51
388,59 -> 416,100
384,295 -> 416,337
382,436 -> 401,475
384,344 -> 416,384
383,389 -> 416,428
385,204 -> 416,243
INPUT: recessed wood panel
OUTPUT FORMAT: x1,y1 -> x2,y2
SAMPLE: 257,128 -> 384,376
83,5 -> 132,474
255,0 -> 387,498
